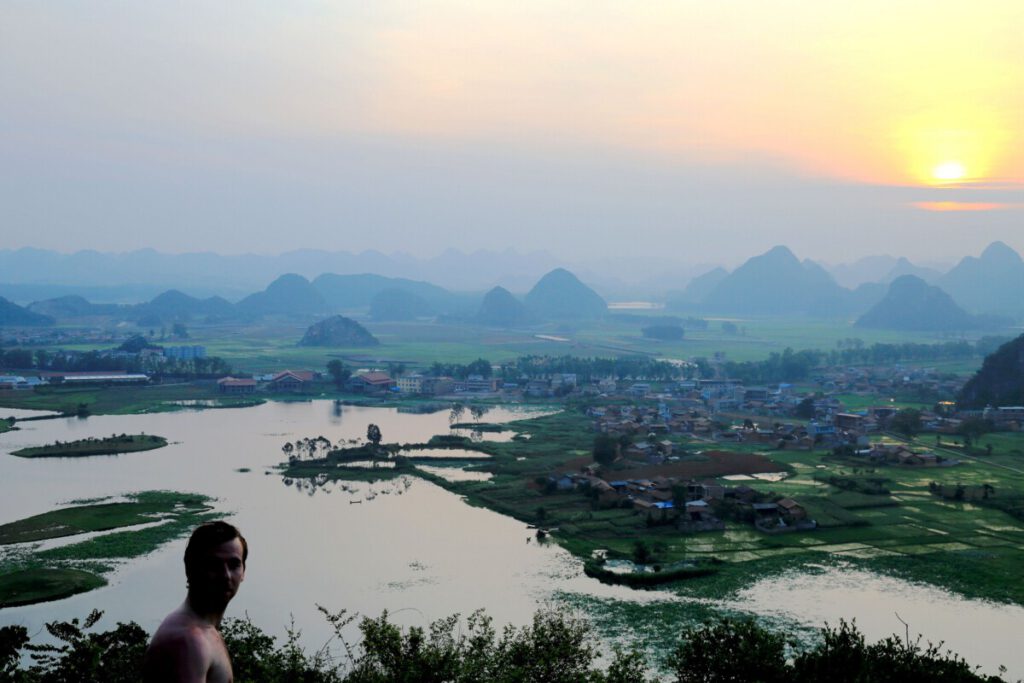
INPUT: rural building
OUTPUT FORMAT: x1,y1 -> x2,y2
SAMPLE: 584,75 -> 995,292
163,345 -> 207,360
217,377 -> 257,394
270,370 -> 317,392
53,372 -> 150,386
348,372 -> 396,395
396,374 -> 424,393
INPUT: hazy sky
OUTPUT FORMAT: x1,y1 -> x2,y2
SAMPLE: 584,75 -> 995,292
2,1 -> 1022,265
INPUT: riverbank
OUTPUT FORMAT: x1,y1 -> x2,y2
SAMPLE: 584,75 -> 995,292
11,434 -> 167,458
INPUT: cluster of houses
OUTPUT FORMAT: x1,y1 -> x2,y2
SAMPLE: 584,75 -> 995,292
852,443 -> 954,467
547,470 -> 813,534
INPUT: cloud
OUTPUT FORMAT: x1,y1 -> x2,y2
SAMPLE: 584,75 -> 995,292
912,201 -> 1018,212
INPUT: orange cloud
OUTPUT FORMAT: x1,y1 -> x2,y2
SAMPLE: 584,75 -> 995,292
912,201 -> 1012,212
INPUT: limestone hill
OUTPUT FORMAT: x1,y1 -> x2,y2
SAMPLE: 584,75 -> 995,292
476,286 -> 528,327
855,275 -> 1003,331
524,269 -> 606,320
958,333 -> 1024,408
298,315 -> 379,347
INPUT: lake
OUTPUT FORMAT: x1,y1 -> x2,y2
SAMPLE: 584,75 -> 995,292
1,400 -> 1021,678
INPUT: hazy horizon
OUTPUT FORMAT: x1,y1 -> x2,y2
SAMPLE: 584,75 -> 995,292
2,3 -> 1022,265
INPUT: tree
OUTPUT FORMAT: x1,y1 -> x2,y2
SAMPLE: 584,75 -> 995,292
465,357 -> 493,378
326,360 -> 351,389
592,434 -> 619,466
794,397 -> 816,419
366,424 -> 382,447
959,417 -> 994,441
890,408 -> 922,437
631,540 -> 653,565
171,322 -> 189,338
667,618 -> 788,683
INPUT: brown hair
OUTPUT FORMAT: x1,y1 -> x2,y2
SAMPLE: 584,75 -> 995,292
184,521 -> 248,581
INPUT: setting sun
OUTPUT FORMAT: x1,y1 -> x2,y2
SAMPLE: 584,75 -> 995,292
933,161 -> 966,181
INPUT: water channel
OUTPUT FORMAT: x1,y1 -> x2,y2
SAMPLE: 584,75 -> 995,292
1,401 -> 1021,678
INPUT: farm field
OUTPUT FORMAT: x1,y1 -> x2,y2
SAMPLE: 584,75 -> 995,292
23,314 -> 992,375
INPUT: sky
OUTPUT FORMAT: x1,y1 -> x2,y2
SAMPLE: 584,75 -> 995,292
1,1 -> 1022,266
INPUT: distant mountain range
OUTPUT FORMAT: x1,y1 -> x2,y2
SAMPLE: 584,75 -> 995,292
2,242 -> 1022,323
938,241 -> 1024,318
2,268 -> 608,329
0,297 -> 53,327
669,242 -> 1024,323
0,247 -> 564,301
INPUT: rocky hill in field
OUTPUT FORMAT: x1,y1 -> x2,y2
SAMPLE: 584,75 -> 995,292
298,315 -> 379,347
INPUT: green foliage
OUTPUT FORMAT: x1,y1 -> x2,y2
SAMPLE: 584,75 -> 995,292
327,359 -> 352,388
794,396 -> 816,419
20,610 -> 148,682
592,434 -> 619,466
791,619 -> 1004,682
958,418 -> 995,439
641,326 -> 684,341
666,618 -> 789,683
367,424 -> 383,447
891,409 -> 922,436
0,608 -> 1010,682
221,614 -> 343,683
10,434 -> 167,459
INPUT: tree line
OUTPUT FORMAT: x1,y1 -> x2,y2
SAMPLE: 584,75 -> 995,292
0,348 -> 232,379
0,607 -> 1006,682
718,340 -> 992,385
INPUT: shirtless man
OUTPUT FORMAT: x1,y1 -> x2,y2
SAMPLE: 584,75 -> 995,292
143,521 -> 248,682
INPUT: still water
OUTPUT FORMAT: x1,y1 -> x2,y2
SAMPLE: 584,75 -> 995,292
1,401 -> 1021,677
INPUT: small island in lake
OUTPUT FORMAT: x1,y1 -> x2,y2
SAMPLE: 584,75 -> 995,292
11,433 -> 168,458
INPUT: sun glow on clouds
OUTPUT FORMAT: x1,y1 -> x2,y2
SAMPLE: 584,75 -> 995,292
913,201 -> 1008,212
356,2 -> 1024,187
3,2 -> 1022,189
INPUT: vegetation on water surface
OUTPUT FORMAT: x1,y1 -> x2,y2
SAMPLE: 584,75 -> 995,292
0,568 -> 105,608
0,382 -> 242,416
278,405 -> 1024,608
10,433 -> 167,458
0,491 -> 216,608
0,607 -> 1008,682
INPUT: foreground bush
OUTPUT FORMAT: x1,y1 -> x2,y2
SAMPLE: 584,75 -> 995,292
0,609 -> 1009,682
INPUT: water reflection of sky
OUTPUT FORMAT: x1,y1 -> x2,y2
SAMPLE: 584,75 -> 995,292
0,401 -> 1021,678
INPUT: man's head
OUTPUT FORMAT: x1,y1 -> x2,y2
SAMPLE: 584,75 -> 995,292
184,521 -> 247,608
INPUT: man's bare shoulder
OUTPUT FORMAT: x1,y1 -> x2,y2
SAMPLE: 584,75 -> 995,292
144,610 -> 216,682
